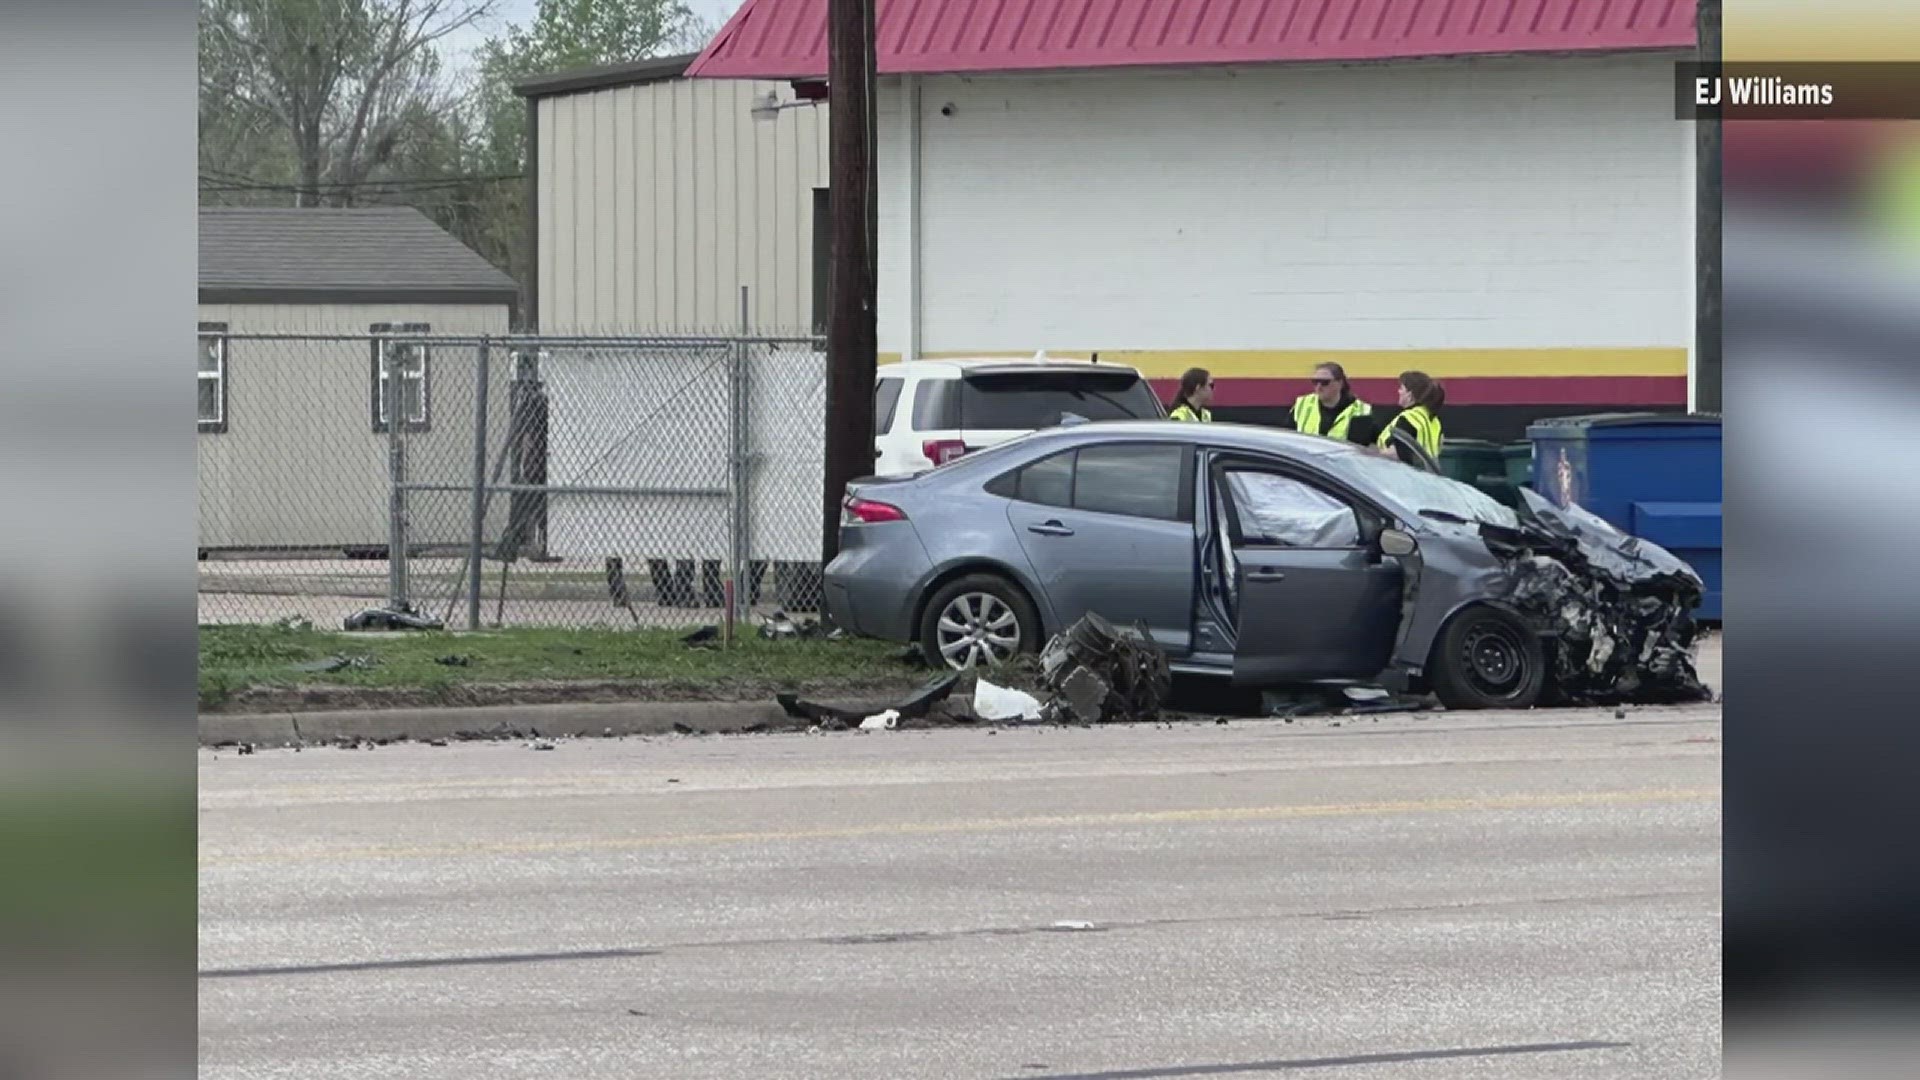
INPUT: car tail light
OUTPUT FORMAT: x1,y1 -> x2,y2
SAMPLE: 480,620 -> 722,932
922,439 -> 969,466
843,496 -> 907,524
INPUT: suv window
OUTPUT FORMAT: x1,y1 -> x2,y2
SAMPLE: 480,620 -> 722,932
874,377 -> 904,434
960,370 -> 1162,429
912,379 -> 956,431
1074,444 -> 1185,521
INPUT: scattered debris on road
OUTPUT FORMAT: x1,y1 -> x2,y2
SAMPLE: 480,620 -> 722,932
860,710 -> 901,731
1037,613 -> 1172,723
1047,920 -> 1100,932
973,679 -> 1044,722
1262,686 -> 1435,720
776,672 -> 964,729
528,740 -> 556,751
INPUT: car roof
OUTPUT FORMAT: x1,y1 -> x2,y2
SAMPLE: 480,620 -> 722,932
879,355 -> 1146,378
1012,419 -> 1359,460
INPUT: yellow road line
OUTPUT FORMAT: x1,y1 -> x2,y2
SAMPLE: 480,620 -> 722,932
200,787 -> 1718,867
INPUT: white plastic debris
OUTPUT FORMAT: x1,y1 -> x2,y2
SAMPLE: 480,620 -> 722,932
1343,686 -> 1391,702
859,709 -> 900,731
1050,920 -> 1098,932
974,679 -> 1044,722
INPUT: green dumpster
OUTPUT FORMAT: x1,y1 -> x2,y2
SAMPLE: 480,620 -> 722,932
1502,442 -> 1533,490
1438,438 -> 1501,484
1438,438 -> 1516,506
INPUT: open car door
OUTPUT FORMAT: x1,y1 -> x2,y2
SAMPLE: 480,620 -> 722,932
1384,425 -> 1440,473
1207,456 -> 1403,685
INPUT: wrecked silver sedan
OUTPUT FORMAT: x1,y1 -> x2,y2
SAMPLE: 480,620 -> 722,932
824,421 -> 1710,710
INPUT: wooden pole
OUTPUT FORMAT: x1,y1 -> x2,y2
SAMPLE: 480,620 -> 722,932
1694,0 -> 1722,414
821,0 -> 879,564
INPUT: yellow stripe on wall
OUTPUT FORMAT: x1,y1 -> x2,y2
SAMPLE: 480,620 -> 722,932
879,348 -> 1688,380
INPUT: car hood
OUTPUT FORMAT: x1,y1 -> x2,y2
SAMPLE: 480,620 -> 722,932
1465,488 -> 1710,705
1502,489 -> 1706,597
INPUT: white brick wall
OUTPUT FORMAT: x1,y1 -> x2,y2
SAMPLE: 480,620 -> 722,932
878,55 -> 1692,357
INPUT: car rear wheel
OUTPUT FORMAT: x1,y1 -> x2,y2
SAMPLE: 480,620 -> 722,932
919,574 -> 1040,671
1429,608 -> 1546,711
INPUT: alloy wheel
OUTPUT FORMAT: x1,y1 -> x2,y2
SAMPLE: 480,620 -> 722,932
934,592 -> 1022,670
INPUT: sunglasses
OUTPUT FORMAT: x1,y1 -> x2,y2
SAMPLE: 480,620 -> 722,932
1311,378 -> 1335,386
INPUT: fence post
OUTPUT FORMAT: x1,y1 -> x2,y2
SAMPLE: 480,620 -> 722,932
732,287 -> 753,629
467,337 -> 492,630
385,335 -> 411,612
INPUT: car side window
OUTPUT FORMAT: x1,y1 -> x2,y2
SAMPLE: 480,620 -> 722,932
1223,471 -> 1362,548
1073,443 -> 1185,522
988,450 -> 1074,507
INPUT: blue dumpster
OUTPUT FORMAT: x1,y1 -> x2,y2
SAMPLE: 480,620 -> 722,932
1525,413 -> 1722,621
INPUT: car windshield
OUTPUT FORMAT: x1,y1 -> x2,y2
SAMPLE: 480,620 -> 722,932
1333,450 -> 1519,528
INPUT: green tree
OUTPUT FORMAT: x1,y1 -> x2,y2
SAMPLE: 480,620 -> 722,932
463,0 -> 714,298
198,0 -> 498,207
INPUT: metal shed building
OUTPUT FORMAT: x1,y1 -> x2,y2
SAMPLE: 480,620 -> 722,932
197,206 -> 517,552
691,0 -> 1706,441
515,53 -> 831,333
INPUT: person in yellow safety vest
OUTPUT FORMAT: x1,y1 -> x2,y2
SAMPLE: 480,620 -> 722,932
1290,362 -> 1373,443
1374,370 -> 1446,460
1167,367 -> 1215,421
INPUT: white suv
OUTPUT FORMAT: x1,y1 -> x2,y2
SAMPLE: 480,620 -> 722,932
873,355 -> 1167,476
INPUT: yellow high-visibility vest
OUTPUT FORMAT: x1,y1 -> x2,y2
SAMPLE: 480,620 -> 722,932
1291,394 -> 1372,441
1168,403 -> 1211,422
1377,405 -> 1442,459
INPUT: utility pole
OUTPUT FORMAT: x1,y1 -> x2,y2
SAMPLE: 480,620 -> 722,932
1694,0 -> 1721,414
821,0 -> 878,565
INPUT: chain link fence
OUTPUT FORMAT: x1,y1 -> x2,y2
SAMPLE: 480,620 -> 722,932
197,329 -> 829,631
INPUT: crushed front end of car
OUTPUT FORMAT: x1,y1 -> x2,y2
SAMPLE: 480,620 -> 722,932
1479,489 -> 1713,705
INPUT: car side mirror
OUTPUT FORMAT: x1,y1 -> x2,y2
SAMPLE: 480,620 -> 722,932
1378,528 -> 1418,558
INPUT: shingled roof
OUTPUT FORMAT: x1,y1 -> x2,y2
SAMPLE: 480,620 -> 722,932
199,206 -> 518,304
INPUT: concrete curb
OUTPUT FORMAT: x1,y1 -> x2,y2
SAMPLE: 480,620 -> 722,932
198,698 -> 876,747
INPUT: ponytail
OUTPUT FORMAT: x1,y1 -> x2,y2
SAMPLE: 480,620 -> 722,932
1399,370 -> 1445,413
1171,367 -> 1211,413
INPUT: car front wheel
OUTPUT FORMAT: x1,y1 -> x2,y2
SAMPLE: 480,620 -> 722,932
1429,608 -> 1546,711
918,573 -> 1040,671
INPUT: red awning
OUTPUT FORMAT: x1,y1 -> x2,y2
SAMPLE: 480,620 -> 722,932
689,0 -> 1698,80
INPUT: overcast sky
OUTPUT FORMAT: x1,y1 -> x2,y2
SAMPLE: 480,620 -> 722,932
440,0 -> 745,76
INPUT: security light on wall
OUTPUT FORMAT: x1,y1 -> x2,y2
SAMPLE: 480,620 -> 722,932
750,86 -> 825,122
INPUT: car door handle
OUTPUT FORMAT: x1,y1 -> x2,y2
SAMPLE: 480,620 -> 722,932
1246,568 -> 1287,582
1027,521 -> 1075,537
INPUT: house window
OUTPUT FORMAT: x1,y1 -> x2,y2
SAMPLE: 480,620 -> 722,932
198,322 -> 228,433
370,322 -> 431,431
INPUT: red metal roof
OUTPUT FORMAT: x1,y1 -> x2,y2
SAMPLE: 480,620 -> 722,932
689,0 -> 1698,80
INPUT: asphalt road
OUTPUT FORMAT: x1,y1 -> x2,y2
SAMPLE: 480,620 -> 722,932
200,705 -> 1722,1079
